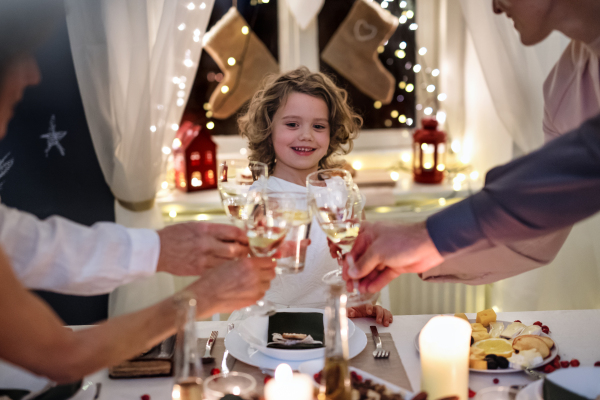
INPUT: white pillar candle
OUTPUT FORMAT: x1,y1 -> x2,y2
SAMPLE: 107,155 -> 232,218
264,363 -> 314,400
419,315 -> 471,400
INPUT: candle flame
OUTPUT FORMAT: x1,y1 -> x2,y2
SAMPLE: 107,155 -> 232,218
274,363 -> 293,382
232,386 -> 241,395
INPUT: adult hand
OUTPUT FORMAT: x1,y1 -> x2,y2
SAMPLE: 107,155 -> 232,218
190,257 -> 276,316
156,222 -> 249,276
344,221 -> 444,294
327,238 -> 342,261
348,303 -> 393,327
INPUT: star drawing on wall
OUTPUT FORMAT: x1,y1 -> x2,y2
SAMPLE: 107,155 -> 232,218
40,115 -> 67,157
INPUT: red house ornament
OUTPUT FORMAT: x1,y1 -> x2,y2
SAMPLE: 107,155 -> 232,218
412,118 -> 447,184
173,121 -> 218,192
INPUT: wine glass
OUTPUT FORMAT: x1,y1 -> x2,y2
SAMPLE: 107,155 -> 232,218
307,169 -> 377,306
217,159 -> 268,227
240,190 -> 294,316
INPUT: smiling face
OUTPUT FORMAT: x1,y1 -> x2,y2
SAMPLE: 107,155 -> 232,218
271,91 -> 331,185
0,55 -> 41,139
492,0 -> 555,45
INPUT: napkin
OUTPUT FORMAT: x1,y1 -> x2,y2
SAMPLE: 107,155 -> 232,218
543,378 -> 592,400
0,381 -> 82,400
108,335 -> 175,379
267,312 -> 324,349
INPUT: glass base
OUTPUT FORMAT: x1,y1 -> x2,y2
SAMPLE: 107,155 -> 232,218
322,270 -> 378,307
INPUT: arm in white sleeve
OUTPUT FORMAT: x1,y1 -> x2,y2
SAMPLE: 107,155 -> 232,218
0,204 -> 160,295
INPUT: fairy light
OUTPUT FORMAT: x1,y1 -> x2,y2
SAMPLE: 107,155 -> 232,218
398,115 -> 407,123
221,85 -> 229,93
196,214 -> 209,221
373,101 -> 382,109
240,148 -> 248,155
405,84 -> 414,92
451,139 -> 461,153
177,98 -> 185,107
406,10 -> 414,19
424,107 -> 433,115
377,46 -> 385,53
179,82 -> 186,89
400,1 -> 407,7
352,160 -> 363,170
413,64 -> 421,73
381,1 -> 389,8
200,2 -> 206,9
457,173 -> 466,182
438,198 -> 446,206
203,103 -> 211,110
178,90 -> 185,97
169,210 -> 177,218
470,171 -> 480,180
241,26 -> 249,35
227,57 -> 236,66
187,2 -> 195,10
172,77 -> 180,84
150,125 -> 157,132
395,50 -> 406,59
391,110 -> 399,118
432,69 -> 440,77
171,123 -> 180,131
399,81 -> 407,89
162,146 -> 172,155
407,118 -> 413,126
161,181 -> 169,189
178,23 -> 186,31
418,47 -> 427,55
399,15 -> 407,24
401,152 -> 411,162
399,41 -> 407,49
390,171 -> 400,181
207,121 -> 215,130
436,164 -> 446,171
409,23 -> 418,30
191,177 -> 202,187
427,85 -> 436,93
438,93 -> 447,101
206,111 -> 213,118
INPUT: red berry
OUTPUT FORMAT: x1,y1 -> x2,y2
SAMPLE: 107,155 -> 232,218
552,357 -> 561,368
571,359 -> 580,367
533,321 -> 543,326
141,395 -> 150,400
264,376 -> 273,384
357,375 -> 363,381
555,355 -> 561,361
493,378 -> 499,384
542,325 -> 550,334
543,365 -> 556,373
469,389 -> 477,398
595,361 -> 600,367
210,368 -> 221,375
350,371 -> 358,379
514,320 -> 521,323
561,361 -> 570,368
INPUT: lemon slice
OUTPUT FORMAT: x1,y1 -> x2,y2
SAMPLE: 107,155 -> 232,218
471,338 -> 513,358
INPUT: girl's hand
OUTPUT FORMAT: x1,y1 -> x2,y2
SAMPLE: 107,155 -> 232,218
347,304 -> 393,327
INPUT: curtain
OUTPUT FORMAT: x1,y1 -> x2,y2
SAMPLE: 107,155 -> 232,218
65,0 -> 215,316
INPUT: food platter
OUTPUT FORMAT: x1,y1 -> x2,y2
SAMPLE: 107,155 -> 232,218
414,319 -> 558,374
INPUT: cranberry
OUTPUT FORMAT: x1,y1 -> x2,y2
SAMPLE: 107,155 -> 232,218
210,368 -> 221,375
533,321 -> 543,326
264,376 -> 273,384
595,361 -> 600,367
571,359 -> 580,367
514,320 -> 522,323
561,361 -> 570,368
552,357 -> 561,369
469,389 -> 477,398
543,365 -> 556,373
357,375 -> 363,381
493,378 -> 499,384
350,371 -> 358,380
542,325 -> 550,334
141,395 -> 150,400
313,372 -> 321,384
555,355 -> 561,361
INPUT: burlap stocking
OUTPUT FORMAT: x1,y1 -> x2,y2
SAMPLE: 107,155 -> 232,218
203,7 -> 279,119
321,0 -> 399,104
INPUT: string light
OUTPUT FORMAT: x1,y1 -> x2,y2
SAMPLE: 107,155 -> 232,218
405,84 -> 414,92
436,164 -> 445,171
427,85 -> 436,92
172,77 -> 180,84
399,81 -> 406,89
395,50 -> 406,59
227,57 -> 236,66
391,110 -> 399,118
413,64 -> 421,73
438,198 -> 446,206
381,1 -> 389,8
401,152 -> 411,162
418,47 -> 427,55
162,146 -> 172,155
161,181 -> 169,189
437,93 -> 447,101
400,1 -> 407,7
406,10 -> 414,19
207,121 -> 215,130
451,139 -> 461,153
178,23 -> 186,31
179,82 -> 186,89
150,125 -> 157,132
187,2 -> 195,10
171,124 -> 180,131
241,26 -> 249,35
196,214 -> 209,221
399,41 -> 407,49
184,59 -> 193,67
436,111 -> 447,123
373,101 -> 382,109
352,160 -> 363,170
398,115 -> 407,123
206,111 -> 213,118
169,210 -> 177,218
432,69 -> 440,77
177,98 -> 185,107
407,118 -> 413,126
200,2 -> 206,9
424,107 -> 433,115
409,23 -> 418,30
390,171 -> 400,181
470,171 -> 480,180
221,85 -> 229,93
240,148 -> 248,155
172,138 -> 182,148
178,90 -> 185,97
203,103 -> 211,110
399,15 -> 407,24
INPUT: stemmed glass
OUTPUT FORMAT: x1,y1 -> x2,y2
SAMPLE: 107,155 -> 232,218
217,159 -> 268,227
239,190 -> 295,316
306,169 -> 377,306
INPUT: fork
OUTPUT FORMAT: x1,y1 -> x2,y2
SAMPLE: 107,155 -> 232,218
201,330 -> 218,364
370,325 -> 390,359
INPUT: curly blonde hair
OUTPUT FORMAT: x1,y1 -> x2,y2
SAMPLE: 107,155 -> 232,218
238,67 -> 362,174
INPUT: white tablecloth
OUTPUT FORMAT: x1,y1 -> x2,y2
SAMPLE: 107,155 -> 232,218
1,310 -> 599,398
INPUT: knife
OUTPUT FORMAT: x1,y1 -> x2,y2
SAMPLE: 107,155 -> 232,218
221,323 -> 236,375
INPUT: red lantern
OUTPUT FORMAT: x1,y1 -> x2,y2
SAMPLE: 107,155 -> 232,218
413,118 -> 446,184
173,121 -> 218,192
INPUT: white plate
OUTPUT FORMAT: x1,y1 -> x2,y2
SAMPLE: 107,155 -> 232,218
546,367 -> 600,398
225,326 -> 367,371
414,319 -> 558,374
237,308 -> 356,361
515,380 -> 543,400
298,359 -> 416,400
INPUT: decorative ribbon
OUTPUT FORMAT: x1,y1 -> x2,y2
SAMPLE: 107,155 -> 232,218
116,197 -> 156,212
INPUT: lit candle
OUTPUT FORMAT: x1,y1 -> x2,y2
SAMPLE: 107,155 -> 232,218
419,315 -> 471,400
264,364 -> 313,400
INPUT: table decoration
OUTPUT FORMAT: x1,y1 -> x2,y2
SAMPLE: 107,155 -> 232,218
203,372 -> 256,400
263,364 -> 313,400
172,121 -> 218,192
419,315 -> 471,400
412,118 -> 447,184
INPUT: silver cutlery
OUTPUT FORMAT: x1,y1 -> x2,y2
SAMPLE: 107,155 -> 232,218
221,323 -> 236,375
370,325 -> 390,359
202,330 -> 218,364
524,367 -> 545,380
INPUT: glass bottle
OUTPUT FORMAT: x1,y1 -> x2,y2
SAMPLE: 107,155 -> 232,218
321,282 -> 352,400
172,295 -> 203,400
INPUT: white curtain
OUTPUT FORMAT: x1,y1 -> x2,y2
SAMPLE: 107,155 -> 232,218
65,0 -> 215,316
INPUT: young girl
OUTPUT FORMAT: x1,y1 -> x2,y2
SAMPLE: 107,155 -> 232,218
239,67 -> 393,326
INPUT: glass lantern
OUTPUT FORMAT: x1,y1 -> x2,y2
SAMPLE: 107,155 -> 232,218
412,118 -> 447,184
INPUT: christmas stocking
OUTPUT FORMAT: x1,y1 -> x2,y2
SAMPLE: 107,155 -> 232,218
203,7 -> 279,119
321,0 -> 398,104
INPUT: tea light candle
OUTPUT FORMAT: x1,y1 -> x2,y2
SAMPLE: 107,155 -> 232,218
264,363 -> 313,400
419,315 -> 471,400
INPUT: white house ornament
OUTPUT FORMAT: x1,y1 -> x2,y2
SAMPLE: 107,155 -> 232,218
40,115 -> 67,157
286,0 -> 324,30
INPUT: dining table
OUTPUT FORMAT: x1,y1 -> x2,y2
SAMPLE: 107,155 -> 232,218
1,309 -> 599,399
